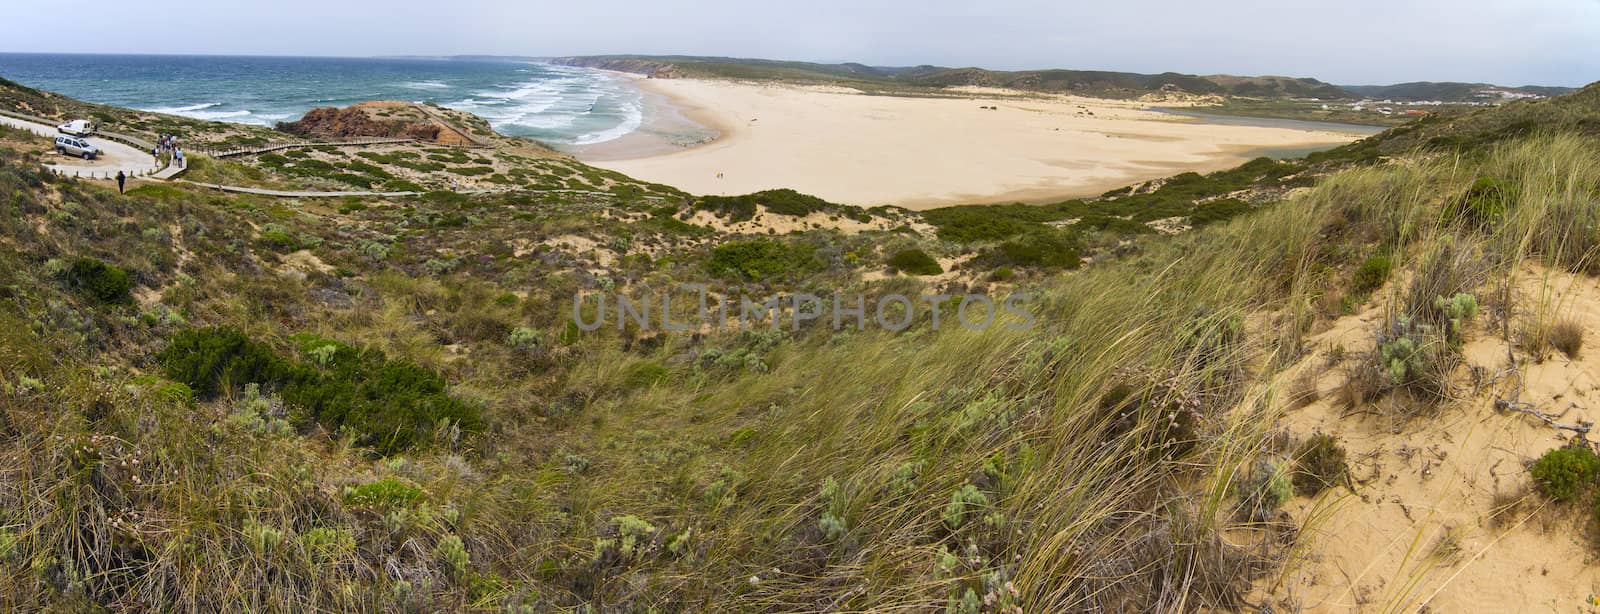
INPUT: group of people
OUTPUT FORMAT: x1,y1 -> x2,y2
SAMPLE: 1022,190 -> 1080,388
152,134 -> 185,167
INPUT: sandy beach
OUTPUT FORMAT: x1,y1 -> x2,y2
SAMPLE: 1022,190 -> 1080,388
581,78 -> 1370,209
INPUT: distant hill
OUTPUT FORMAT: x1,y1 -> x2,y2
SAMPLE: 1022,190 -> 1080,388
895,68 -> 1351,99
1341,82 -> 1575,102
1308,81 -> 1600,166
553,55 -> 1345,99
552,55 -> 1567,103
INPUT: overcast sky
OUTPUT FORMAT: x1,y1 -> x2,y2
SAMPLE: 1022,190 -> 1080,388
2,0 -> 1594,86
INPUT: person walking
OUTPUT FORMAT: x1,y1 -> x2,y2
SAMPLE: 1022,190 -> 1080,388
116,170 -> 126,194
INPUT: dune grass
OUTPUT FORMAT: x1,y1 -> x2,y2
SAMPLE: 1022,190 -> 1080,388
0,127 -> 1598,611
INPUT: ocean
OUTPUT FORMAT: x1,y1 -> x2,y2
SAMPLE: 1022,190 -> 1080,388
0,53 -> 703,151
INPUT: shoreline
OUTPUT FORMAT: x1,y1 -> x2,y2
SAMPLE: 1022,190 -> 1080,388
555,70 -> 725,161
572,74 -> 1369,210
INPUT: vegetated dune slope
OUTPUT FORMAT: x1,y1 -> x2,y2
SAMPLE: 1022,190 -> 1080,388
0,79 -> 1597,612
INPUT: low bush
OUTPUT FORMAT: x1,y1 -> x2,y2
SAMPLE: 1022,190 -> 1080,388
707,239 -> 817,281
979,229 -> 1082,270
1453,176 -> 1517,228
886,248 -> 943,275
1075,213 -> 1154,235
1292,433 -> 1347,495
1350,255 -> 1392,296
1364,316 -> 1457,402
1529,446 -> 1600,503
63,257 -> 133,303
343,477 -> 424,509
1551,319 -> 1585,359
1187,198 -> 1251,227
942,484 -> 990,530
158,328 -> 481,453
258,227 -> 300,252
1432,293 -> 1478,345
159,328 -> 291,397
694,188 -> 861,222
1238,459 -> 1293,521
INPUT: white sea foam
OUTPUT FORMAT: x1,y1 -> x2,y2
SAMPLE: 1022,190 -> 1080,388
572,101 -> 644,145
186,110 -> 254,121
401,80 -> 450,90
140,102 -> 221,114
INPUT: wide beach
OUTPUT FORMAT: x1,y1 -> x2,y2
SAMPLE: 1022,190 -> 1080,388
580,77 -> 1372,209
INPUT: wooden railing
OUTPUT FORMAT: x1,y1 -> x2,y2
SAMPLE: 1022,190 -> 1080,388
198,137 -> 419,158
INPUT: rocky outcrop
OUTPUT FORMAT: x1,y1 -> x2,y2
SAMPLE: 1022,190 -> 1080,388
276,105 -> 441,141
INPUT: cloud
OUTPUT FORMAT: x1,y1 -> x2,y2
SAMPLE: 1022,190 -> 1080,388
0,0 -> 1593,86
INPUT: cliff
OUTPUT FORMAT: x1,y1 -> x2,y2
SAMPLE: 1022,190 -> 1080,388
275,103 -> 443,141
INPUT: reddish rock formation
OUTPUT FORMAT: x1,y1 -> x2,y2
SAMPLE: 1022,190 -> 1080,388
276,105 -> 442,141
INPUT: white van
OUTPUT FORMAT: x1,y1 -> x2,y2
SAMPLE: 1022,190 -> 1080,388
58,119 -> 95,136
55,135 -> 99,160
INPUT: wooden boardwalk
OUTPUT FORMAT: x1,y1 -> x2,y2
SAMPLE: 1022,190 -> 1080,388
182,181 -> 425,198
180,180 -> 654,200
201,137 -> 418,159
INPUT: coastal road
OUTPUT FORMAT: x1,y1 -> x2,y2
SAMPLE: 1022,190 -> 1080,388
0,115 -> 161,179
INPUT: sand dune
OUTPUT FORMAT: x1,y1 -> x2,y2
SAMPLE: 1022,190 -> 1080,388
587,78 -> 1367,209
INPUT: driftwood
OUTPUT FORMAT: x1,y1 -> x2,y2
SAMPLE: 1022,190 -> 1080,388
1491,361 -> 1592,436
1494,399 -> 1593,435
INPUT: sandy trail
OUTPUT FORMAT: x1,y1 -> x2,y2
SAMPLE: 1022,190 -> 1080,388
588,79 -> 1368,209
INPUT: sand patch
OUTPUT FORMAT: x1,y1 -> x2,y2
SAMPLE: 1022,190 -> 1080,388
1257,265 -> 1600,612
590,78 -> 1362,209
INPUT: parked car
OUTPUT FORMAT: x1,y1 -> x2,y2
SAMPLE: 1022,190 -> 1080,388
55,135 -> 99,160
57,119 -> 95,136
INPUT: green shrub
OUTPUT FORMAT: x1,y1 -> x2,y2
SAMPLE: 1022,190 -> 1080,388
258,229 -> 300,252
593,515 -> 657,564
343,477 -> 424,509
942,484 -> 989,530
708,239 -> 816,281
1075,213 -> 1154,235
1293,434 -> 1347,495
886,248 -> 943,276
384,179 -> 425,193
507,327 -> 541,352
981,229 -> 1082,269
0,528 -> 18,564
922,206 -> 1043,243
158,328 -> 292,397
1351,255 -> 1392,295
1238,460 -> 1293,520
159,328 -> 481,453
285,340 -> 482,453
63,257 -> 133,303
694,188 -> 850,221
1187,198 -> 1251,227
436,535 -> 470,581
1529,446 -> 1600,503
624,361 -> 669,388
1454,176 -> 1517,228
302,527 -> 355,564
1379,336 -> 1425,384
1432,293 -> 1478,344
